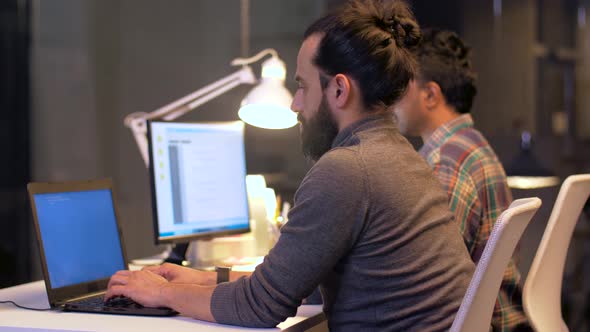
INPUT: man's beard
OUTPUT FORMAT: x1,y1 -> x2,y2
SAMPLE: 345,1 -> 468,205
299,95 -> 339,162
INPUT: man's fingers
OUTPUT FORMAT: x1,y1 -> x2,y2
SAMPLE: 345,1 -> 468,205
143,264 -> 174,280
104,285 -> 126,302
107,273 -> 129,288
143,265 -> 165,276
162,263 -> 181,270
142,265 -> 159,272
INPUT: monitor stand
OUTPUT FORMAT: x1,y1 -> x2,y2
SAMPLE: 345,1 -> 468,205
163,241 -> 216,270
163,243 -> 190,266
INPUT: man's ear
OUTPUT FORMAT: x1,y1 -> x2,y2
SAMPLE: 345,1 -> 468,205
422,81 -> 445,110
330,74 -> 351,108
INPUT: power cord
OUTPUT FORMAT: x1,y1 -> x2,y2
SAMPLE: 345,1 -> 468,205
0,300 -> 51,311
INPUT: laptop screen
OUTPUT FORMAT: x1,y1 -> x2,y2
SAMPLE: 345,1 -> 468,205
33,189 -> 125,289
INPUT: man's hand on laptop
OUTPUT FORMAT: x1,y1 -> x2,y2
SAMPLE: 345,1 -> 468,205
105,270 -> 169,308
142,263 -> 216,285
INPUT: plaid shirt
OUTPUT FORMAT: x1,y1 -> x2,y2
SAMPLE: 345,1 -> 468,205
419,114 -> 531,332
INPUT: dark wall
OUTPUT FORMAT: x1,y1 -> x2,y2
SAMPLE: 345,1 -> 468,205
0,0 -> 31,287
412,0 -> 463,32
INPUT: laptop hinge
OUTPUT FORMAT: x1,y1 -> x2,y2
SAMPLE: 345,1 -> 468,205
62,290 -> 106,304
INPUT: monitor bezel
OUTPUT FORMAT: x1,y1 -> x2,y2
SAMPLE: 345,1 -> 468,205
147,120 -> 251,245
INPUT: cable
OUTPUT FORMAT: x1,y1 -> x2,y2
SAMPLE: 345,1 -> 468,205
0,300 -> 51,311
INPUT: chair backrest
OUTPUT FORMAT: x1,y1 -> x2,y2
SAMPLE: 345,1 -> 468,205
523,174 -> 590,332
451,197 -> 542,332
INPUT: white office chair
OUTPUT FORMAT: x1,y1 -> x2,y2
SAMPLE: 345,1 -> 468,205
523,174 -> 590,332
450,197 -> 542,332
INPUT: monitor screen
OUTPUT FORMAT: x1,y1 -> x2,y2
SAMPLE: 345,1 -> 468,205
33,189 -> 126,289
148,121 -> 250,243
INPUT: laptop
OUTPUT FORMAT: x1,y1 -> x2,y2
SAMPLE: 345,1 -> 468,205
27,178 -> 177,316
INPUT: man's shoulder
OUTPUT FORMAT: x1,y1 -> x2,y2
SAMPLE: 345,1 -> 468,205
435,126 -> 509,191
312,147 -> 363,174
437,127 -> 495,167
296,147 -> 366,201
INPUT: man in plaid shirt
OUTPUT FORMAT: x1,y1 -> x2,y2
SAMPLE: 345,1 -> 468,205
393,28 -> 532,332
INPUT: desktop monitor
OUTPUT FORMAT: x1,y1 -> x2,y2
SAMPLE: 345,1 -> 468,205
147,120 -> 250,247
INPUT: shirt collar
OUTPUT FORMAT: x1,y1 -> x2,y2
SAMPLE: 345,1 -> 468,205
419,113 -> 474,158
332,114 -> 396,149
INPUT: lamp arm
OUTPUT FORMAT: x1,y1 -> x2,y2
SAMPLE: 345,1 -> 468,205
124,65 -> 257,167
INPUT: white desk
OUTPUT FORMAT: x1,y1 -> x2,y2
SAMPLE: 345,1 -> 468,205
0,281 -> 326,332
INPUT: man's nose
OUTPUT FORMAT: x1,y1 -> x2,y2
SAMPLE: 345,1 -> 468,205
290,92 -> 303,113
290,101 -> 300,114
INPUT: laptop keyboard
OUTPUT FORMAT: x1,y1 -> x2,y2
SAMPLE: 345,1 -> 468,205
105,296 -> 139,307
63,293 -> 177,316
73,295 -> 141,308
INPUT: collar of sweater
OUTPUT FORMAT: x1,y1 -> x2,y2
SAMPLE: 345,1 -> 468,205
331,114 -> 396,149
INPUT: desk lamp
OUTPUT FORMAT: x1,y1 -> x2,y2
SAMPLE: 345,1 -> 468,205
506,131 -> 560,189
123,48 -> 297,167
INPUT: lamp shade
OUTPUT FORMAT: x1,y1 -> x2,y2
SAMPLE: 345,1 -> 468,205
238,56 -> 297,129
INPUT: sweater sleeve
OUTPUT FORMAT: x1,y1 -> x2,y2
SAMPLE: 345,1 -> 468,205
210,148 -> 367,327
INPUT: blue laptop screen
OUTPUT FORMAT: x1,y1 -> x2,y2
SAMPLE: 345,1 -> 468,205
34,189 -> 125,289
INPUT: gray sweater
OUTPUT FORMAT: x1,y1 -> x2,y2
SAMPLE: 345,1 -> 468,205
211,116 -> 475,331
